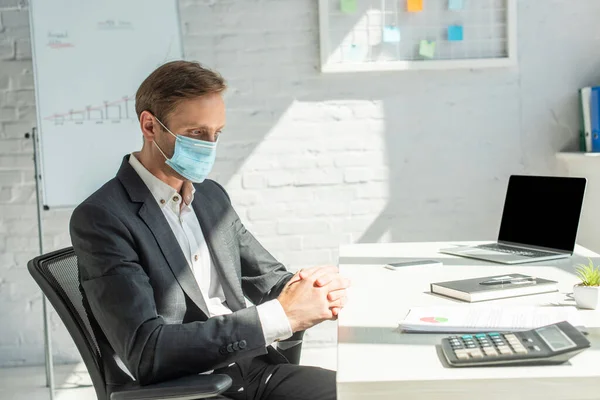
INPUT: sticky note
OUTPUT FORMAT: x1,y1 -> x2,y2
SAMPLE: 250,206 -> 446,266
348,44 -> 367,61
407,0 -> 423,12
448,25 -> 463,41
448,0 -> 463,10
419,40 -> 436,58
383,26 -> 401,43
341,0 -> 357,14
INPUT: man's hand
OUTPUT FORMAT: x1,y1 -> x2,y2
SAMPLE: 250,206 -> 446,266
298,266 -> 349,316
278,266 -> 351,332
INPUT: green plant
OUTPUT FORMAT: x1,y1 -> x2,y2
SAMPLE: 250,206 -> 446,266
575,259 -> 600,286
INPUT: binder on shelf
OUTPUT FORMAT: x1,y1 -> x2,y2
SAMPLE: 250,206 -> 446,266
592,87 -> 600,152
580,87 -> 592,152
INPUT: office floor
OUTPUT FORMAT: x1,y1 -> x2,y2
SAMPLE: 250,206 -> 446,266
0,346 -> 337,400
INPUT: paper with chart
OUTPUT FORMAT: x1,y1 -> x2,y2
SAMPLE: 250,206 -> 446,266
399,306 -> 583,333
30,0 -> 182,207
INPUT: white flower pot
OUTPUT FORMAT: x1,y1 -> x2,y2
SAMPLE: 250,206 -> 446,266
573,284 -> 600,310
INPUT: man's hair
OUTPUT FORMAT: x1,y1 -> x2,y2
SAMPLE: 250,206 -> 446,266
135,60 -> 227,125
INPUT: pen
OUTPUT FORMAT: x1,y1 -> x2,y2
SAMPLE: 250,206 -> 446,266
479,277 -> 536,285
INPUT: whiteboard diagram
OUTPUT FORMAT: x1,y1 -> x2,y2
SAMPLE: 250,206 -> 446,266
30,0 -> 183,207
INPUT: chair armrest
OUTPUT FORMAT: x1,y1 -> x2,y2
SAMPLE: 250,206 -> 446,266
110,373 -> 232,400
277,330 -> 305,365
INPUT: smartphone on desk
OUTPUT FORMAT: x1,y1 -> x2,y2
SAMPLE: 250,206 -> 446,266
384,259 -> 442,270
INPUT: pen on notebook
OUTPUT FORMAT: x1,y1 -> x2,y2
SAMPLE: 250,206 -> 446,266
479,277 -> 536,285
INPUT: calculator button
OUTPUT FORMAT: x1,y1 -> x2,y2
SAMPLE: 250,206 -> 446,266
461,335 -> 473,340
483,347 -> 498,356
475,333 -> 487,338
466,344 -> 477,349
497,346 -> 513,355
467,349 -> 484,358
488,332 -> 500,337
524,338 -> 534,343
455,352 -> 469,360
530,345 -> 541,352
503,334 -> 518,341
512,345 -> 528,354
454,349 -> 469,357
480,342 -> 492,348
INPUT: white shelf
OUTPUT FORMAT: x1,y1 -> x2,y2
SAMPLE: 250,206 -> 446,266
557,152 -> 600,162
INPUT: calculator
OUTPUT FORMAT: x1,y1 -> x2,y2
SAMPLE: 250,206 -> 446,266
441,321 -> 590,367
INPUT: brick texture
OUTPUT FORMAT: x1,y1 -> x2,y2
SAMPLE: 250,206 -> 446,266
2,0 -> 600,367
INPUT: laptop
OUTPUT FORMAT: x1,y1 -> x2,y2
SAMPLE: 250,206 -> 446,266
440,175 -> 587,264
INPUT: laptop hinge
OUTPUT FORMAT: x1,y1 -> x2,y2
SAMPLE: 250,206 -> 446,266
497,240 -> 571,255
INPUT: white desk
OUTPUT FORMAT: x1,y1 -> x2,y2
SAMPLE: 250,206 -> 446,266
336,241 -> 600,400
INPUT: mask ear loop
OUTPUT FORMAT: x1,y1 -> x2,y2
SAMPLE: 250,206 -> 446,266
152,114 -> 177,160
153,140 -> 169,160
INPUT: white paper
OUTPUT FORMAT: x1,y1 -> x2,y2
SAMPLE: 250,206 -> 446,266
399,306 -> 583,333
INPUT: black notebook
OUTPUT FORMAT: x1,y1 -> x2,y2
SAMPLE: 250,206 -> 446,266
430,273 -> 559,302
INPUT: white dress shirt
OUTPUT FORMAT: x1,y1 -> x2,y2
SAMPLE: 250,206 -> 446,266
128,154 -> 292,346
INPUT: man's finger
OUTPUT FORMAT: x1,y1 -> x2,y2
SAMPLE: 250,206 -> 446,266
285,270 -> 304,287
299,265 -> 337,280
327,288 -> 346,302
320,275 -> 351,291
313,272 -> 337,287
329,297 -> 347,309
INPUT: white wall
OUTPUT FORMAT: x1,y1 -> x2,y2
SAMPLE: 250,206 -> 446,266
1,0 -> 600,366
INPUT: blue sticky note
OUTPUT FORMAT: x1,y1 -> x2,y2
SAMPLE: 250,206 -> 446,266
448,25 -> 463,41
383,26 -> 401,43
448,0 -> 463,10
348,44 -> 366,61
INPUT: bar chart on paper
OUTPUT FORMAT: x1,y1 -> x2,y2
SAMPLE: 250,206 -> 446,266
30,0 -> 183,207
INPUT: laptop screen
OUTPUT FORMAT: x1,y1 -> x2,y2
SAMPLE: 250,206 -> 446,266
497,175 -> 586,252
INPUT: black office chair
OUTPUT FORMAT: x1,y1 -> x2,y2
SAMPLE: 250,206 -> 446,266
28,247 -> 305,399
28,247 -> 233,400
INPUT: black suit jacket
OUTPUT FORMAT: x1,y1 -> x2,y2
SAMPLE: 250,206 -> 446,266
70,156 -> 293,386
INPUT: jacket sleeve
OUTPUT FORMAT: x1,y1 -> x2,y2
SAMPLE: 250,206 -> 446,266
70,202 -> 268,385
208,180 -> 293,305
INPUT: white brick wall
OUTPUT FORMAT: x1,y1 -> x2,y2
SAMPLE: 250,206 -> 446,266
2,0 -> 600,366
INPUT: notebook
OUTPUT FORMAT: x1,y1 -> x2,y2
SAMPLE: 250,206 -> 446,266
430,273 -> 558,302
399,306 -> 583,333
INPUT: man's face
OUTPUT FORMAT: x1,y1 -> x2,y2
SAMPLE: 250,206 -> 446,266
156,92 -> 226,157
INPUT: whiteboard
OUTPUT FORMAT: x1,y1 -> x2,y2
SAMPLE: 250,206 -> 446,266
319,0 -> 517,72
30,0 -> 183,208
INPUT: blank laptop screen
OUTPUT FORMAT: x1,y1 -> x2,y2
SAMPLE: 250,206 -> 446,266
497,175 -> 586,252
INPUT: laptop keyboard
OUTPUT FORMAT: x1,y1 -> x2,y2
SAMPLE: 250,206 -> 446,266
476,243 -> 557,258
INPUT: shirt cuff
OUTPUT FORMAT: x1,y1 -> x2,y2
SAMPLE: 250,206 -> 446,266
256,299 -> 293,346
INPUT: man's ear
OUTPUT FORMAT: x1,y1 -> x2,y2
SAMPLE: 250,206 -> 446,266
139,110 -> 158,142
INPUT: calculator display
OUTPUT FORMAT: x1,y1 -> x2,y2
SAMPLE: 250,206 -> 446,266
535,325 -> 576,351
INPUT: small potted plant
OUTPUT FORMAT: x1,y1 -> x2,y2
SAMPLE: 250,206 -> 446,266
573,259 -> 600,310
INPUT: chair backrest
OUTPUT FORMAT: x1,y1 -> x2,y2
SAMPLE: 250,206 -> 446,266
28,247 -> 108,400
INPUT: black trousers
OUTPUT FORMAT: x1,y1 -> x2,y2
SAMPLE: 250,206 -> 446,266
214,355 -> 336,400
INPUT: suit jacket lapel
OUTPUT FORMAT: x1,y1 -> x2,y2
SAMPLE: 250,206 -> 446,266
117,156 -> 209,316
192,189 -> 246,311
138,202 -> 210,316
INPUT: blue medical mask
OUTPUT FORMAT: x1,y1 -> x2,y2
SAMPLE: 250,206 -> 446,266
153,117 -> 218,183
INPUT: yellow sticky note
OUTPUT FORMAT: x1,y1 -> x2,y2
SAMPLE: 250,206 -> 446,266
407,0 -> 423,12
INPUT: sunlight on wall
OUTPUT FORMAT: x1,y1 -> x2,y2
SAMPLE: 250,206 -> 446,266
221,99 -> 391,268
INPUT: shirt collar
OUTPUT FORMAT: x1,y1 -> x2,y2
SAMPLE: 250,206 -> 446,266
128,153 -> 195,210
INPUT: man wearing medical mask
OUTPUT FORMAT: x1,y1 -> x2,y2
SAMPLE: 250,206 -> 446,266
69,60 -> 348,400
